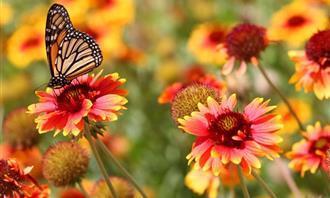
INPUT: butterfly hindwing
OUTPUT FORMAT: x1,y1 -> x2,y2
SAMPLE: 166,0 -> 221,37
56,30 -> 102,81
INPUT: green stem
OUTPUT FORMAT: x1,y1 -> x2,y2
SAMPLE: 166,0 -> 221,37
237,166 -> 250,198
251,169 -> 277,198
96,139 -> 148,198
256,64 -> 305,132
77,181 -> 89,198
84,121 -> 118,198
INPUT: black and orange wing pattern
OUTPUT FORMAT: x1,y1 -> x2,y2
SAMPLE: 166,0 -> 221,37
45,4 -> 103,88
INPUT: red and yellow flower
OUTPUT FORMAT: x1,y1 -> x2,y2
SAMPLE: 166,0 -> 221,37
0,159 -> 49,198
27,71 -> 127,136
179,94 -> 282,175
187,23 -> 228,65
185,164 -> 220,198
158,66 -> 226,104
287,122 -> 330,176
268,1 -> 328,47
219,23 -> 269,76
7,25 -> 44,68
289,30 -> 330,100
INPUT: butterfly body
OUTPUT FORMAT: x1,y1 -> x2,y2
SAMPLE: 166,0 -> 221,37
46,4 -> 103,88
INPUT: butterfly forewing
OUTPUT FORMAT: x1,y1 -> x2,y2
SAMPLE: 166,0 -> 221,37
45,3 -> 103,88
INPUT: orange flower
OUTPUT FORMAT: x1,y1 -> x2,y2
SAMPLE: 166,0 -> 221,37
268,1 -> 328,47
0,144 -> 43,179
88,0 -> 135,27
179,94 -> 282,175
287,122 -> 330,176
289,30 -> 330,100
54,0 -> 91,25
219,23 -> 268,76
188,23 -> 228,65
275,98 -> 311,134
27,71 -> 127,136
100,133 -> 131,158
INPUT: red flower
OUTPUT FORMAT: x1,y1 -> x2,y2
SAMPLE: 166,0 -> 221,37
27,71 -> 127,136
178,94 -> 282,175
219,23 -> 268,76
289,30 -> 330,100
0,159 -> 49,197
287,122 -> 330,176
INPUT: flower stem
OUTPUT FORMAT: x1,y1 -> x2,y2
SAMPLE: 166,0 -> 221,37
96,139 -> 148,198
274,158 -> 302,198
237,166 -> 250,198
77,181 -> 89,198
84,121 -> 118,198
251,169 -> 277,198
256,64 -> 305,132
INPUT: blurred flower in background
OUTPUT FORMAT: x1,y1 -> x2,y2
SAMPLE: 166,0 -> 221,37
7,25 -> 44,68
91,176 -> 134,198
3,108 -> 39,148
287,122 -> 330,176
88,0 -> 135,27
158,66 -> 226,104
0,73 -> 31,104
0,2 -> 13,26
275,98 -> 311,134
185,164 -> 220,198
289,29 -> 330,100
268,1 -> 328,47
187,23 -> 228,65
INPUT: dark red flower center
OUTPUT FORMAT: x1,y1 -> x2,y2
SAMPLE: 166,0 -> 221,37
20,35 -> 42,52
309,136 -> 330,155
0,160 -> 24,196
57,84 -> 98,113
206,111 -> 252,149
306,30 -> 330,69
205,29 -> 226,47
225,23 -> 268,62
286,15 -> 307,28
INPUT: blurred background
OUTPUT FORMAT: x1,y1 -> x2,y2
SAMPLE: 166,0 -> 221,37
1,0 -> 329,197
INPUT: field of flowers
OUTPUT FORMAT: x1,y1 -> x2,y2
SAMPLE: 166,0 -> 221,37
1,0 -> 329,197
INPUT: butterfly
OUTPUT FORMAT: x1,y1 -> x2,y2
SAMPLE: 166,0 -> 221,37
45,3 -> 102,88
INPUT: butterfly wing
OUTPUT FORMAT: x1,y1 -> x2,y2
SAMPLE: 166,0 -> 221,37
45,4 -> 73,77
55,31 -> 103,81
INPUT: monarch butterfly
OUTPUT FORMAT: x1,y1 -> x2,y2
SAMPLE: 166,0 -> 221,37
45,3 -> 102,88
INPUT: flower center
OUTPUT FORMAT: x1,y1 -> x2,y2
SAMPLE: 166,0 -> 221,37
225,23 -> 268,62
309,136 -> 330,156
57,84 -> 97,113
286,15 -> 307,28
20,35 -> 42,52
305,30 -> 330,69
206,30 -> 226,47
207,111 -> 252,148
